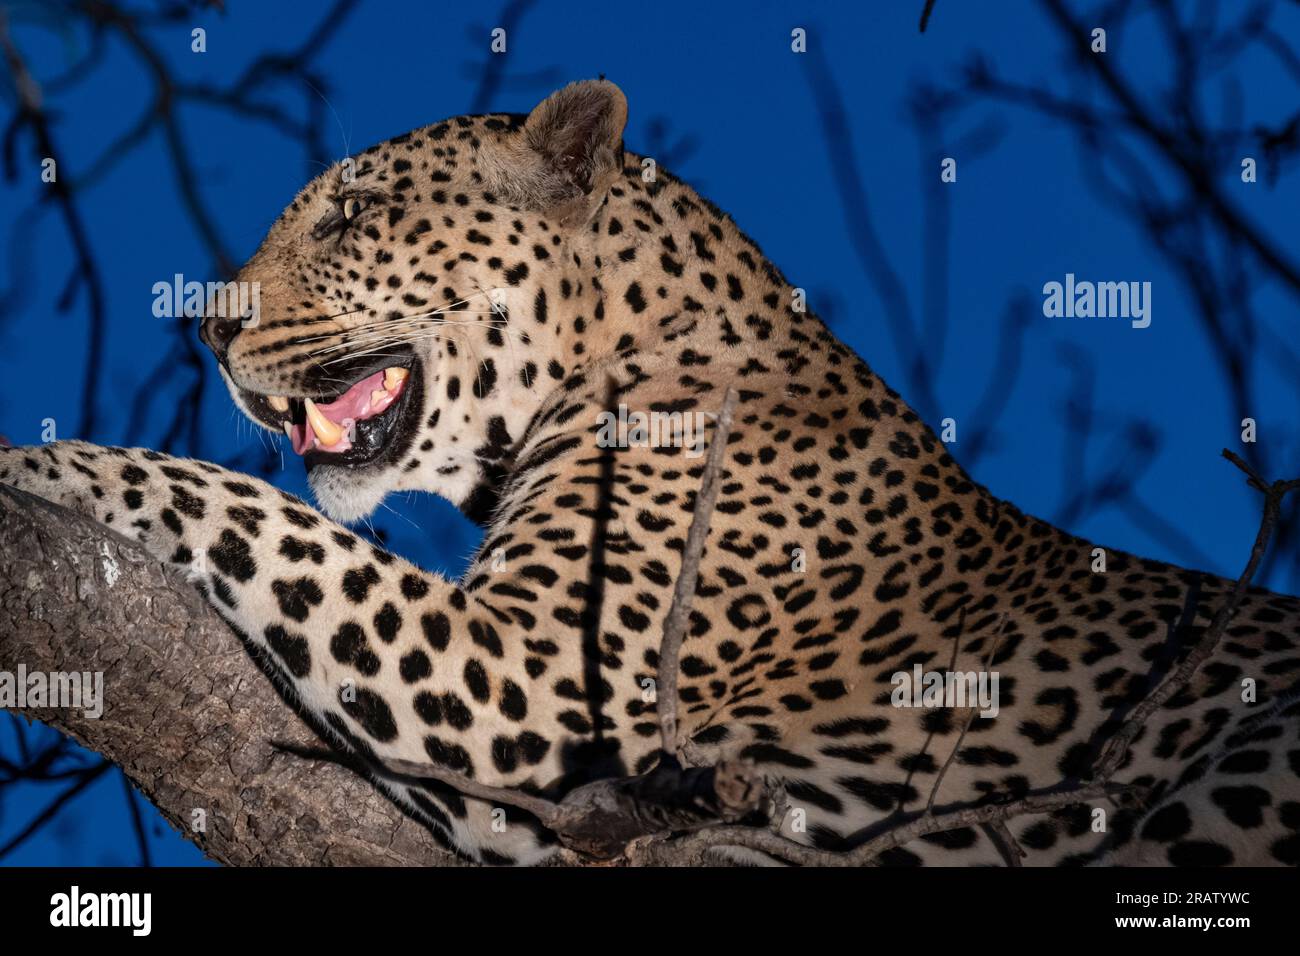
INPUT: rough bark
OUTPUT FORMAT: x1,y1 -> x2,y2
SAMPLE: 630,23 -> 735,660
0,485 -> 462,867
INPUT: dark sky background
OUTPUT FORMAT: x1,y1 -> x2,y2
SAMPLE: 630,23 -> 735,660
1,0 -> 1296,865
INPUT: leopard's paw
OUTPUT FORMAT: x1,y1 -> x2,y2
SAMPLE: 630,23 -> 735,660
0,442 -> 102,516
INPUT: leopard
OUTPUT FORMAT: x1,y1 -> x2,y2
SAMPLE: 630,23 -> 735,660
3,79 -> 1298,866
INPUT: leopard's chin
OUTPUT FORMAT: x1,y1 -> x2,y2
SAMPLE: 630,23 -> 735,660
306,461 -> 397,524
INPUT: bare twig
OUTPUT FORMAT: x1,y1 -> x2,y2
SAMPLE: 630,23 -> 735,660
377,756 -> 560,823
925,611 -> 1004,816
981,820 -> 1026,867
2,0 -> 358,467
648,782 -> 1133,867
658,386 -> 738,759
1094,450 -> 1300,779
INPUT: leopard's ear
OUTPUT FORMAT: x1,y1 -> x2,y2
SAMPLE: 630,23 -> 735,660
490,79 -> 627,226
525,79 -> 627,194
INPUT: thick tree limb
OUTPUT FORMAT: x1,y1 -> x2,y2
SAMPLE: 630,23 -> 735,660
0,485 -> 460,867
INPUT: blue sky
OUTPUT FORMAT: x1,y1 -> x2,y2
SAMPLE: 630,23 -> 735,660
1,0 -> 1296,865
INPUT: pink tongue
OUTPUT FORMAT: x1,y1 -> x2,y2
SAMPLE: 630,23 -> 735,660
290,369 -> 401,456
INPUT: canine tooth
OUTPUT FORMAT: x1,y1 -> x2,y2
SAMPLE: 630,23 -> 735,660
371,389 -> 387,407
282,422 -> 293,439
384,367 -> 409,390
304,398 -> 344,446
268,395 -> 289,412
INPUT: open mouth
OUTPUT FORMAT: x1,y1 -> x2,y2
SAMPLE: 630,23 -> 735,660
242,357 -> 423,471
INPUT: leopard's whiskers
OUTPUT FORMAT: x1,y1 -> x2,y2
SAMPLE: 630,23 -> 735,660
293,290 -> 497,348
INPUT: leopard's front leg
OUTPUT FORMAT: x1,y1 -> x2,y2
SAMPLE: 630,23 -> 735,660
0,441 -> 557,862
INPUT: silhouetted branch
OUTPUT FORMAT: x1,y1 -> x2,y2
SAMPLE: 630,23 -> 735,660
1040,0 -> 1300,298
919,0 -> 938,33
0,10 -> 108,440
0,0 -> 361,858
951,0 -> 1300,588
465,0 -> 542,114
1094,451 -> 1300,779
802,54 -> 939,423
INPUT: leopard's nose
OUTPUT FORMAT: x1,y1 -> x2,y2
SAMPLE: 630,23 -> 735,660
200,315 -> 243,358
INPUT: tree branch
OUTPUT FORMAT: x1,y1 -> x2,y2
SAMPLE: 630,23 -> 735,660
0,485 -> 461,867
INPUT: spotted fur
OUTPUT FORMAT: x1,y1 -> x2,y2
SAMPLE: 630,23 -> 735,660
4,81 -> 1298,866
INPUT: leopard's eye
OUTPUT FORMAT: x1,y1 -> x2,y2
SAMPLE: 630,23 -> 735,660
341,196 -> 366,221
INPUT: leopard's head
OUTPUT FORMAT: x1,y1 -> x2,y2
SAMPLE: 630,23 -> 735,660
201,80 -> 628,523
